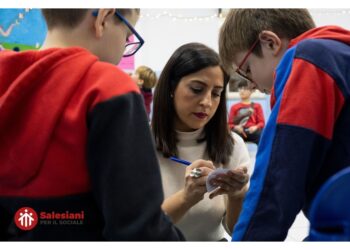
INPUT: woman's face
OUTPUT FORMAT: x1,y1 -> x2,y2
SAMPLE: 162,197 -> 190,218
173,66 -> 224,132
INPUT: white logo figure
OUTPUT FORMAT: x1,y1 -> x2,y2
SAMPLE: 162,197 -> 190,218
18,209 -> 35,228
0,24 -> 16,37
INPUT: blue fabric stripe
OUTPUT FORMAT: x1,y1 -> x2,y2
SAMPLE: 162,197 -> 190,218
232,47 -> 297,241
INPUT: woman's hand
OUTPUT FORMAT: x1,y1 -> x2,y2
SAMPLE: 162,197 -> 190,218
183,159 -> 215,205
208,166 -> 249,199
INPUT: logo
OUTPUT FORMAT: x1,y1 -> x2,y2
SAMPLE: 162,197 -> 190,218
14,207 -> 38,230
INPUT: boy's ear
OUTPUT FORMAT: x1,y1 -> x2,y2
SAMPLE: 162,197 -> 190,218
258,31 -> 283,56
93,9 -> 115,38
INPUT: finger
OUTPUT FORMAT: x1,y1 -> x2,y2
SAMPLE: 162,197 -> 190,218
239,166 -> 248,174
213,171 -> 246,185
211,174 -> 247,191
209,188 -> 220,199
209,188 -> 225,199
217,180 -> 245,191
232,174 -> 249,185
199,166 -> 215,176
217,178 -> 245,191
211,174 -> 231,185
228,170 -> 249,183
216,181 -> 231,192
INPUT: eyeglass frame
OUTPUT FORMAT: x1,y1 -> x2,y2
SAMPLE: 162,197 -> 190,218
235,38 -> 260,84
92,10 -> 144,57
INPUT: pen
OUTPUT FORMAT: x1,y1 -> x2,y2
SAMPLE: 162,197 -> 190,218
170,156 -> 191,166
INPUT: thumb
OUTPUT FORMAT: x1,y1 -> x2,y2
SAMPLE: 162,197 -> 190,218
209,188 -> 223,199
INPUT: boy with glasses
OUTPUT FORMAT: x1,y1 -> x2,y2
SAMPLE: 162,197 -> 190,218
0,9 -> 183,240
219,9 -> 350,240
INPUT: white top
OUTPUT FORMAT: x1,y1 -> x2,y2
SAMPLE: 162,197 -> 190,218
157,128 -> 250,241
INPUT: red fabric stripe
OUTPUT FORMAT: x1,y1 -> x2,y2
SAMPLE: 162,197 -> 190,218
87,62 -> 140,113
288,26 -> 350,49
277,59 -> 345,140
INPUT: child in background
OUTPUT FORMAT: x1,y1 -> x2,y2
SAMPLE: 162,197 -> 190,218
132,65 -> 157,119
219,9 -> 350,240
228,80 -> 265,144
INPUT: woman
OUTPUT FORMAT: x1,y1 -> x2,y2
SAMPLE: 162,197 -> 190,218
152,43 -> 250,241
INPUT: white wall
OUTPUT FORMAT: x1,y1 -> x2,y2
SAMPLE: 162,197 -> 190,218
134,9 -> 220,71
134,9 -> 350,72
310,9 -> 350,29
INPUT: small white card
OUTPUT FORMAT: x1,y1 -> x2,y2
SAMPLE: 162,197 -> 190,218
206,168 -> 230,192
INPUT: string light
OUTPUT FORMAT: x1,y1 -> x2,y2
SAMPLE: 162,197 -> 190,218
140,10 -> 219,22
139,9 -> 350,22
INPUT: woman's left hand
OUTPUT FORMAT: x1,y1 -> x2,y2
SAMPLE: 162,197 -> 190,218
209,166 -> 249,199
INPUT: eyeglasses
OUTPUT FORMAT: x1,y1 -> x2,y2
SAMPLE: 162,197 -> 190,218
115,11 -> 144,57
235,38 -> 259,84
92,10 -> 144,57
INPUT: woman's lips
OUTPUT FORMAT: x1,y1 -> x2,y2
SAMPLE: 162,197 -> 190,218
193,112 -> 208,119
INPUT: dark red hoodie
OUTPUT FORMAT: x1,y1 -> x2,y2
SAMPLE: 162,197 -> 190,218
0,47 -> 183,241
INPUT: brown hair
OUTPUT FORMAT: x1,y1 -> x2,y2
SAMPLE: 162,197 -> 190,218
41,9 -> 139,30
219,9 -> 315,74
135,66 -> 158,89
152,42 -> 233,165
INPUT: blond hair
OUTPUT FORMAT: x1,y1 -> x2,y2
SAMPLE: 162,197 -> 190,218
136,66 -> 157,89
219,9 -> 315,74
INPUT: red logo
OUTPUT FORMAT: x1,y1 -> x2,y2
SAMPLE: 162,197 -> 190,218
14,207 -> 38,230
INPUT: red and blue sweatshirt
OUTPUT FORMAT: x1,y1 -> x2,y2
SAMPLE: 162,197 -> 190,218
232,26 -> 350,241
0,47 -> 183,241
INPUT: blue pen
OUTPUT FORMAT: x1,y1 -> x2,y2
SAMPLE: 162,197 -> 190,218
170,156 -> 191,166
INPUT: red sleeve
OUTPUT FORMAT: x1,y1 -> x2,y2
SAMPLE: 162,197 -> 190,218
254,104 -> 265,129
277,59 -> 345,139
228,104 -> 238,129
86,62 -> 140,113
